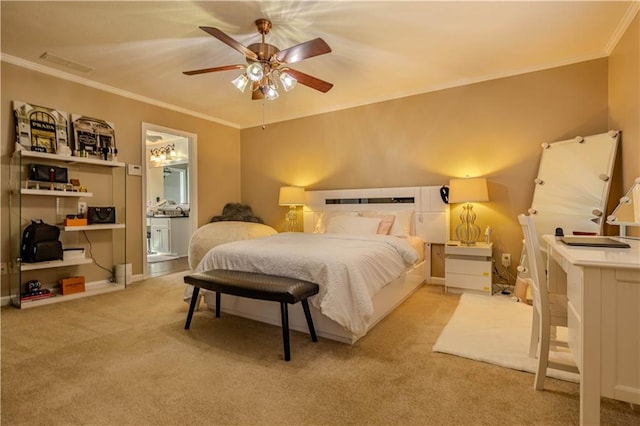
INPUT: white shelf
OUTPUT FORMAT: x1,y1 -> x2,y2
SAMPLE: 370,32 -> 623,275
21,257 -> 93,271
18,282 -> 125,309
20,188 -> 94,197
16,147 -> 125,168
63,223 -> 125,231
10,144 -> 127,309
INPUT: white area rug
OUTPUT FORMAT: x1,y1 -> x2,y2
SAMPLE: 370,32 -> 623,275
433,293 -> 579,382
147,254 -> 179,263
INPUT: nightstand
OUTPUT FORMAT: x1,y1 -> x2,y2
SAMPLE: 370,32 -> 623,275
444,241 -> 493,295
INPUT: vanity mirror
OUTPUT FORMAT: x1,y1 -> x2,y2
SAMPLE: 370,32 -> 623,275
607,177 -> 640,236
528,130 -> 619,243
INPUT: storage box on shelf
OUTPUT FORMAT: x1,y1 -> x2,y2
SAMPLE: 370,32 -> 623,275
8,147 -> 127,308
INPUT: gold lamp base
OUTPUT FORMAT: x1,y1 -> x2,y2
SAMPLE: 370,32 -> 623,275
455,202 -> 482,245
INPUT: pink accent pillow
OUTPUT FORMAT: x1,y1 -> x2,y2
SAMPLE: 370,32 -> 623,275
360,212 -> 396,235
376,215 -> 396,235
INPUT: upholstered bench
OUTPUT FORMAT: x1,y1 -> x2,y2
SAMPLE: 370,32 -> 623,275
184,269 -> 319,361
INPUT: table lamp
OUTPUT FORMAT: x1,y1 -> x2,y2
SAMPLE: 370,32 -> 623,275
279,186 -> 305,232
449,177 -> 489,245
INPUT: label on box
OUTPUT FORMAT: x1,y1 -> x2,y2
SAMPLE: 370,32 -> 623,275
59,276 -> 85,295
64,218 -> 88,227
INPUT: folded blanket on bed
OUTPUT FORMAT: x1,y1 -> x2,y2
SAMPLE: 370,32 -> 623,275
189,233 -> 419,338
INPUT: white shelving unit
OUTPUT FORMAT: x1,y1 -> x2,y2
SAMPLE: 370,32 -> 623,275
9,147 -> 127,308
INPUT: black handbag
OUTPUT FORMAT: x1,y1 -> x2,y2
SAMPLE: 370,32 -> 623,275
88,206 -> 116,224
29,164 -> 68,183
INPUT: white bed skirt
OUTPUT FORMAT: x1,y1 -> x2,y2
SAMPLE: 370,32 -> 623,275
202,260 -> 427,344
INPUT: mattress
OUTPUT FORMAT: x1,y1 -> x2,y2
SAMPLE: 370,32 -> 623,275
194,232 -> 420,338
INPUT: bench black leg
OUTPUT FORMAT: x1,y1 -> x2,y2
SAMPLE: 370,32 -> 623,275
280,302 -> 291,361
185,287 -> 200,329
301,299 -> 318,342
215,292 -> 221,318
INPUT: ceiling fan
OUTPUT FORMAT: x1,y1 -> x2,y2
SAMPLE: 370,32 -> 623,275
183,18 -> 333,100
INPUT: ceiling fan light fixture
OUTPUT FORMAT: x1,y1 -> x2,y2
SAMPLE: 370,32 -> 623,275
231,74 -> 249,92
185,19 -> 332,101
279,71 -> 297,92
265,85 -> 279,100
246,62 -> 264,81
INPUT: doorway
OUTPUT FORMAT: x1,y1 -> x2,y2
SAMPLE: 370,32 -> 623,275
141,123 -> 198,278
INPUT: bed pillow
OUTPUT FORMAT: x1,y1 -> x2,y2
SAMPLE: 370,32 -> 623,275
325,215 -> 382,235
359,209 -> 414,237
359,212 -> 396,235
314,211 -> 358,233
390,209 -> 414,237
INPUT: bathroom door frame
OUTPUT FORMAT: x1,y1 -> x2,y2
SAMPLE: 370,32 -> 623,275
141,122 -> 198,278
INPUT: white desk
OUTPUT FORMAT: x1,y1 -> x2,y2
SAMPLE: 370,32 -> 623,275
543,235 -> 640,425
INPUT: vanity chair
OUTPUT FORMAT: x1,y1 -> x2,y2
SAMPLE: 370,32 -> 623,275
518,213 -> 578,390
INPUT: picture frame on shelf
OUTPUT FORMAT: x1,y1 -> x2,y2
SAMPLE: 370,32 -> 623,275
71,114 -> 116,160
13,100 -> 69,154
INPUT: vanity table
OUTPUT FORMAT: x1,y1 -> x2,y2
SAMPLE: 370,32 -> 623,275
543,234 -> 640,425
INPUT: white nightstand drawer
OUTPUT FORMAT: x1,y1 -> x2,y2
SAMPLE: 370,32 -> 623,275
445,272 -> 492,292
445,241 -> 492,257
446,258 -> 491,276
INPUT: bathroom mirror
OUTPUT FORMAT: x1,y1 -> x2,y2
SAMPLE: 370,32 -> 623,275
529,131 -> 619,244
163,165 -> 189,205
607,177 -> 640,236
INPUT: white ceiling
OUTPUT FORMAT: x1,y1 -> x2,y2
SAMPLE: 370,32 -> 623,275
1,1 -> 637,129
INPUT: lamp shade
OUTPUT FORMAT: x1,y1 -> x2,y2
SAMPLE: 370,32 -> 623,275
448,177 -> 489,203
279,186 -> 305,206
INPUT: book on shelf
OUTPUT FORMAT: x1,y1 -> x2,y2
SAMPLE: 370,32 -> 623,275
20,289 -> 55,302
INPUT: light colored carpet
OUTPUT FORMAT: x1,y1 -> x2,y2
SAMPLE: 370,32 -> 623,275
433,293 -> 579,382
2,277 -> 637,425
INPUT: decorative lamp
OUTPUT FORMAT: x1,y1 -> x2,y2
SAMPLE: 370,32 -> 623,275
279,186 -> 305,232
449,177 -> 489,245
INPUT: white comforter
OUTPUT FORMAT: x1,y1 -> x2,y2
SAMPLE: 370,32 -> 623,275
191,232 -> 419,338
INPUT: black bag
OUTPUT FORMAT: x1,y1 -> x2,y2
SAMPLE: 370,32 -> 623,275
29,164 -> 68,183
88,207 -> 116,224
21,220 -> 63,263
31,240 -> 64,263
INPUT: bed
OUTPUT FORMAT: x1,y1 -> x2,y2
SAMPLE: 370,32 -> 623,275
187,186 -> 450,344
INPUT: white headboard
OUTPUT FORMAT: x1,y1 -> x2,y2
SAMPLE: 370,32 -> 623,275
302,186 -> 450,244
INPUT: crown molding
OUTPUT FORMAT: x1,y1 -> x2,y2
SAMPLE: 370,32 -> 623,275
0,53 -> 240,129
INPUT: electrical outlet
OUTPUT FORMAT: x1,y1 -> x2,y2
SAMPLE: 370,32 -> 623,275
501,253 -> 511,267
78,201 -> 87,215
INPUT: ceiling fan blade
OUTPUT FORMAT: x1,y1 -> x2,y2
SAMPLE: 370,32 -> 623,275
285,68 -> 333,93
199,26 -> 258,61
274,38 -> 331,64
183,64 -> 244,76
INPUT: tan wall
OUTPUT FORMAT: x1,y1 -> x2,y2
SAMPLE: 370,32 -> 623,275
0,62 -> 241,295
608,13 -> 640,237
241,59 -> 610,279
2,13 -> 636,296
